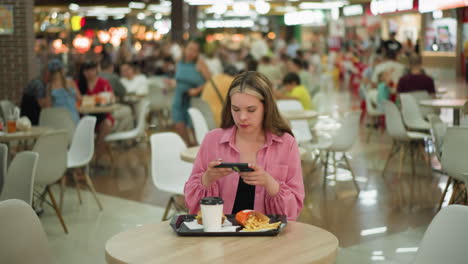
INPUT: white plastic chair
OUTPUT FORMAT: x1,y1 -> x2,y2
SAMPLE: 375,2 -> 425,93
0,100 -> 16,121
412,205 -> 468,264
364,89 -> 384,142
440,126 -> 468,207
0,143 -> 6,196
105,99 -> 150,169
409,91 -> 439,118
65,116 -> 102,210
428,115 -> 449,211
382,101 -> 431,184
277,99 -> 313,144
33,131 -> 69,233
39,107 -> 76,145
150,132 -> 192,220
0,151 -> 39,205
188,107 -> 210,145
400,93 -> 431,131
310,111 -> 361,192
0,199 -> 52,264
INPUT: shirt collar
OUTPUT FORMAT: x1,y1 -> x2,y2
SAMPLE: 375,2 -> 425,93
219,126 -> 283,147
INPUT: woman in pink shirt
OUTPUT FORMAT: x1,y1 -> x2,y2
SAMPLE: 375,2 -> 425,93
184,71 -> 304,221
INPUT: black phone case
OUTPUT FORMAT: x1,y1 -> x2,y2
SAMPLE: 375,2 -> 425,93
214,163 -> 254,172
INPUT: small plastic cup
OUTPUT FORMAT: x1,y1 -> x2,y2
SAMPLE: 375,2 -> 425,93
200,197 -> 224,232
6,119 -> 16,133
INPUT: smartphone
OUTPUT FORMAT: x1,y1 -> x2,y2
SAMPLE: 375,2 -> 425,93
214,162 -> 254,172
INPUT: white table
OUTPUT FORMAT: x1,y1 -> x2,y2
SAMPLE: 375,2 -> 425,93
105,221 -> 338,264
420,99 -> 467,125
281,109 -> 319,121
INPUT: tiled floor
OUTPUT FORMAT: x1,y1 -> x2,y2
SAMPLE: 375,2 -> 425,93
39,77 -> 467,263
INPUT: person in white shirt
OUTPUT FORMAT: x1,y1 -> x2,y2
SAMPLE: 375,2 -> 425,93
120,62 -> 149,96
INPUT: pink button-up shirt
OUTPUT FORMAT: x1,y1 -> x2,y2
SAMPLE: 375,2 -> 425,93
184,126 -> 305,220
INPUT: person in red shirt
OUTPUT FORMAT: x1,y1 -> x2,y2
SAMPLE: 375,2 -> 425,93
77,61 -> 115,161
397,55 -> 436,96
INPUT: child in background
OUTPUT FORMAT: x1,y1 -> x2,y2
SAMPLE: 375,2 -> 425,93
376,70 -> 393,112
275,72 -> 312,110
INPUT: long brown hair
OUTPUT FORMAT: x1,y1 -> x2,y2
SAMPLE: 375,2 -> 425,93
220,71 -> 293,137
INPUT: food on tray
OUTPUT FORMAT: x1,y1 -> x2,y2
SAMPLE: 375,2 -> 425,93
235,210 -> 281,231
195,210 -> 226,225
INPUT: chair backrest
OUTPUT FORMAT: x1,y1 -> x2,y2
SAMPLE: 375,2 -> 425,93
188,107 -> 210,145
400,93 -> 427,129
68,116 -> 96,166
134,99 -> 150,137
384,100 -> 409,140
277,100 -> 313,144
412,205 -> 468,264
33,131 -> 68,185
428,114 -> 446,161
0,151 -> 39,205
0,199 -> 52,264
365,89 -> 383,116
329,111 -> 361,151
409,91 -> 439,117
150,132 -> 193,195
0,143 -> 7,195
39,107 -> 76,145
191,97 -> 217,130
0,100 -> 16,121
441,126 -> 468,183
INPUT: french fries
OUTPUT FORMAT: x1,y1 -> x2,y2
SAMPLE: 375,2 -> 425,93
242,211 -> 281,231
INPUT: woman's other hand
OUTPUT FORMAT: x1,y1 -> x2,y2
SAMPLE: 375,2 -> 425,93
240,164 -> 279,196
202,159 -> 233,187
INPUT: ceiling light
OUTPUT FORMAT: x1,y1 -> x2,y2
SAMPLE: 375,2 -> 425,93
129,2 -> 146,9
212,3 -> 228,15
255,1 -> 270,15
137,12 -> 146,20
299,1 -> 348,9
69,3 -> 80,11
233,2 -> 250,16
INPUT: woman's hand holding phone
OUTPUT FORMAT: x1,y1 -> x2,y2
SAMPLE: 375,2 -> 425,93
240,164 -> 280,196
202,159 -> 233,187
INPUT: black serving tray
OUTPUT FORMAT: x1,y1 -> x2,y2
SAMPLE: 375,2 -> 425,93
170,214 -> 287,236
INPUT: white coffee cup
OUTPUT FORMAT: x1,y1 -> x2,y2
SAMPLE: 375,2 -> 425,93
200,197 -> 224,232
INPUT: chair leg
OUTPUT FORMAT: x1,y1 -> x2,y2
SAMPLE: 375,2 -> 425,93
438,176 -> 452,211
105,143 -> 115,165
323,151 -> 329,189
46,186 -> 69,234
59,176 -> 66,211
343,153 -> 360,193
382,142 -> 397,178
332,152 -> 337,183
162,196 -> 174,221
397,144 -> 407,205
84,172 -> 103,211
410,143 -> 416,205
72,170 -> 83,204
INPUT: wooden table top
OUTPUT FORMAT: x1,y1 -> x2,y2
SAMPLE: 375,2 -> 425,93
105,221 -> 338,264
180,146 -> 308,163
419,99 -> 467,109
281,110 -> 319,121
78,104 -> 119,114
0,126 -> 52,142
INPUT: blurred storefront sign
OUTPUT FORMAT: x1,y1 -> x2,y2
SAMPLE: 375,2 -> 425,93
343,4 -> 364,17
284,10 -> 325,26
419,0 -> 468,13
370,0 -> 414,15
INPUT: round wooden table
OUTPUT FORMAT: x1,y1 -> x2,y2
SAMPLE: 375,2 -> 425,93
105,221 -> 338,264
180,146 -> 309,163
281,110 -> 319,121
420,99 -> 467,125
78,104 -> 119,114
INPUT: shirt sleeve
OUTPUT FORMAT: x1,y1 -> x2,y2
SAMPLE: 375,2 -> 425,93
183,133 -> 220,214
264,137 -> 305,221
